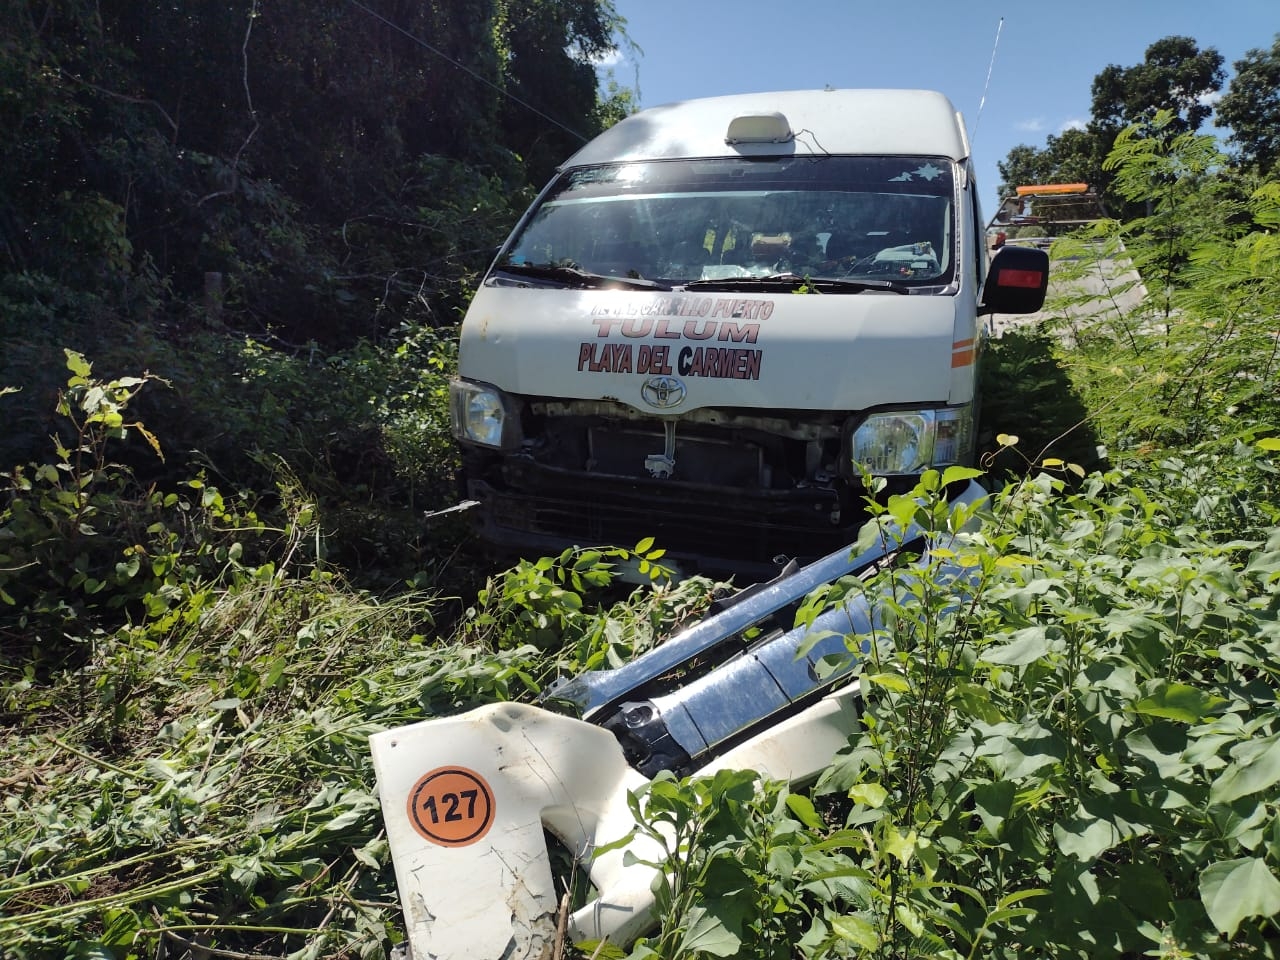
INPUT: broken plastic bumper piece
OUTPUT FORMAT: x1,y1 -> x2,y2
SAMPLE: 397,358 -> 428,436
370,479 -> 985,959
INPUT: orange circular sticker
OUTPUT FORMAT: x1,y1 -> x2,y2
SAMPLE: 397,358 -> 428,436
406,766 -> 495,847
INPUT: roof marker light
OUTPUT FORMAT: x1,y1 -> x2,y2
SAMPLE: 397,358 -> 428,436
725,112 -> 793,145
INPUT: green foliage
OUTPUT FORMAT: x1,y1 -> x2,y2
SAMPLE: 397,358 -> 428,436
1,351 -> 185,660
0,0 -> 625,345
2,319 -> 469,593
616,770 -> 816,960
0,480 -> 717,958
168,325 -> 466,586
0,553 -> 504,959
2,345 -> 1279,959
617,448 -> 1280,958
460,539 -> 712,676
0,0 -> 637,598
1216,34 -> 1280,175
1043,119 -> 1279,455
4,19 -> 1280,959
595,72 -> 641,130
977,331 -> 1100,480
1090,36 -> 1225,136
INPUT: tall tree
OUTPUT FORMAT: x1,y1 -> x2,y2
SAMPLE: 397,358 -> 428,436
997,36 -> 1224,216
1216,34 -> 1280,174
496,0 -> 622,185
0,0 -> 627,343
1090,36 -> 1225,137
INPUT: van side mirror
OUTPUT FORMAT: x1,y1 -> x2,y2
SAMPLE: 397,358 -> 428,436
978,245 -> 1049,316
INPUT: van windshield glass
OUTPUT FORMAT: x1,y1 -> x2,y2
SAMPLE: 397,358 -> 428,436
495,157 -> 956,290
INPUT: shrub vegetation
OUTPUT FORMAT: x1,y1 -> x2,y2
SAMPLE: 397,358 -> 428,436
2,16 -> 1280,960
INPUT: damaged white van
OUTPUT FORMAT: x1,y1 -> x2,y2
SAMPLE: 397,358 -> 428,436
450,89 -> 1048,576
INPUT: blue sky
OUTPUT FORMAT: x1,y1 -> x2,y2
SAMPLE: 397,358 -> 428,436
599,0 -> 1278,216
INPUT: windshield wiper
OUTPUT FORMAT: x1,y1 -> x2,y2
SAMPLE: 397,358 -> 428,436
681,273 -> 910,294
494,262 -> 671,290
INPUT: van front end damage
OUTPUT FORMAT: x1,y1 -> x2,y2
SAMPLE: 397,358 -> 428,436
456,393 -> 973,577
461,397 -> 860,575
370,481 -> 984,960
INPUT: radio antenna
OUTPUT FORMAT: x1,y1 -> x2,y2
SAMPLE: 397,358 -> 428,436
970,16 -> 1004,144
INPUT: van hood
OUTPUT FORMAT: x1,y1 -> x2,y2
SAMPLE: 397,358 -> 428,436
458,287 -> 964,413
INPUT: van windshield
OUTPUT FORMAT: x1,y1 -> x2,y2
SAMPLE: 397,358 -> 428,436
495,156 -> 956,291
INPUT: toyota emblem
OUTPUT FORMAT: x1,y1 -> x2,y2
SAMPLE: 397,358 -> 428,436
640,376 -> 687,409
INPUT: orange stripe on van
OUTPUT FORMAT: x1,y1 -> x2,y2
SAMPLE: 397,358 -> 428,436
951,348 -> 975,368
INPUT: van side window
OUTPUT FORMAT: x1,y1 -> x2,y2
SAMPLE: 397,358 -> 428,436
970,177 -> 986,289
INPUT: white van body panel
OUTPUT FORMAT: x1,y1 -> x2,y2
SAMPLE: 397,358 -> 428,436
562,89 -> 969,166
460,288 -> 976,410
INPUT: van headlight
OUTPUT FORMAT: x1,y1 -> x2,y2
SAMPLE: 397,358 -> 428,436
450,379 -> 518,449
851,406 -> 972,476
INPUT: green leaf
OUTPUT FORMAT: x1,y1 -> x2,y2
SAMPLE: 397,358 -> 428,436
1124,722 -> 1190,780
881,825 -> 916,864
863,672 -> 910,693
830,914 -> 880,950
1256,437 -> 1280,451
980,626 -> 1054,666
847,783 -> 888,809
1210,734 -> 1280,805
677,904 -> 742,957
851,517 -> 885,555
99,906 -> 142,946
785,793 -> 825,830
941,465 -> 983,486
634,536 -> 655,554
1132,682 -> 1227,723
572,550 -> 602,570
972,779 -> 1015,838
325,807 -> 372,832
1054,811 -> 1121,862
886,494 -> 919,531
64,350 -> 91,379
1199,857 -> 1280,937
1113,863 -> 1174,923
985,905 -> 1038,926
67,945 -> 115,960
895,902 -> 925,937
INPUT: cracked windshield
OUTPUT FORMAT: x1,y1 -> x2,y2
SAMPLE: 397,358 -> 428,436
499,156 -> 955,289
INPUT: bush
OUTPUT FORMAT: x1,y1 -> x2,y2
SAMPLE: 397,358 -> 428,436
620,449 -> 1280,958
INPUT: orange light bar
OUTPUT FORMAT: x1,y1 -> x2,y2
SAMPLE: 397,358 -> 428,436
1015,183 -> 1089,196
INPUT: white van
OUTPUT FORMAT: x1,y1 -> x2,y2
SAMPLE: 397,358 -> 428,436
449,89 -> 1047,576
